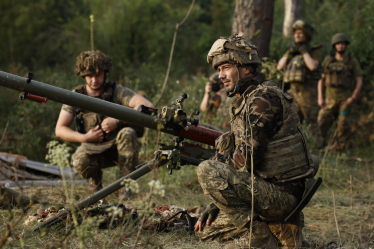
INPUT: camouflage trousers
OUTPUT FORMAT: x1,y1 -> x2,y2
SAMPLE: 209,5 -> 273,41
196,160 -> 302,247
290,83 -> 323,149
71,127 -> 141,184
318,98 -> 351,153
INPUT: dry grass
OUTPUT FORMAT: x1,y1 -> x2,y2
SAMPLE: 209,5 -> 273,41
1,132 -> 374,248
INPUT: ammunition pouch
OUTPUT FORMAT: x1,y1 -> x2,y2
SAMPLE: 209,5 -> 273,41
212,131 -> 235,164
325,59 -> 352,89
284,55 -> 305,83
284,46 -> 322,83
215,131 -> 235,158
257,127 -> 314,182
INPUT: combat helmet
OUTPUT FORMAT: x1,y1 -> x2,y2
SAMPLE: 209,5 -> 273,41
75,50 -> 112,77
207,34 -> 261,97
207,33 -> 261,71
292,20 -> 314,40
331,33 -> 350,47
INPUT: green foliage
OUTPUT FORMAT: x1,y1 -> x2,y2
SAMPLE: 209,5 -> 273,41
271,0 -> 374,78
45,140 -> 72,168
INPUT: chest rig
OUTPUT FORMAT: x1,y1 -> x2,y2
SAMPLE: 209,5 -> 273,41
230,85 -> 314,182
324,54 -> 353,89
283,45 -> 322,83
74,81 -> 116,137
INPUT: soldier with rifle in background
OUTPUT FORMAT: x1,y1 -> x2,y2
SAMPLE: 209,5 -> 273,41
55,50 -> 153,197
277,20 -> 323,150
194,34 -> 317,248
317,33 -> 363,154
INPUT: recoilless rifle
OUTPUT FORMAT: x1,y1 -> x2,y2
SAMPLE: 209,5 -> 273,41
0,70 -> 322,234
0,70 -> 223,232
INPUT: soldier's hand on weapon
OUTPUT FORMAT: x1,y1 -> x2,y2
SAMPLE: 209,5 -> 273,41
101,117 -> 118,133
194,203 -> 220,231
318,97 -> 325,108
205,82 -> 213,93
84,125 -> 104,142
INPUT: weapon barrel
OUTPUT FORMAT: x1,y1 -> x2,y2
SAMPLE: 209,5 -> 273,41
0,71 -> 221,145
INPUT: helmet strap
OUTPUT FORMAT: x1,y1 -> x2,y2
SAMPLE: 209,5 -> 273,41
227,66 -> 258,97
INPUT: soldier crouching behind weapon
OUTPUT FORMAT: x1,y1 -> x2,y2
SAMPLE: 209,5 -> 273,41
55,50 -> 154,199
194,34 -> 317,248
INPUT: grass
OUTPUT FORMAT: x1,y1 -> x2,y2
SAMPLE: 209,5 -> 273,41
1,147 -> 373,248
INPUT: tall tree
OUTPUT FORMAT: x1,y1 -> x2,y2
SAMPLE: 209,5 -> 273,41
232,0 -> 275,58
283,0 -> 302,37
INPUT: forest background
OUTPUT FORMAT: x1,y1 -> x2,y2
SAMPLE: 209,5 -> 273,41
1,0 -> 374,160
1,1 -> 374,248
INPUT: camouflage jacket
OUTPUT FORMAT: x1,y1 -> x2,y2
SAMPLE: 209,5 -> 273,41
214,79 -> 283,170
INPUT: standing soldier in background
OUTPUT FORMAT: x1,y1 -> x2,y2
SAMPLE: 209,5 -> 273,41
317,33 -> 363,154
277,20 -> 323,149
55,50 -> 154,196
200,72 -> 232,131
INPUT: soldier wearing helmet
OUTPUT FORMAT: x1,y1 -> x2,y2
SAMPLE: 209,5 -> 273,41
55,50 -> 154,196
277,20 -> 323,149
195,34 -> 316,248
317,33 -> 363,154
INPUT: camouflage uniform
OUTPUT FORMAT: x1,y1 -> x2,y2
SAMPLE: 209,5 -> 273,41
318,49 -> 362,152
282,20 -> 323,149
62,83 -> 142,189
197,34 -> 316,248
197,82 -> 311,248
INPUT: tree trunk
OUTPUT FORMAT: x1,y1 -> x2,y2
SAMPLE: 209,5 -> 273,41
232,0 -> 275,58
283,0 -> 302,37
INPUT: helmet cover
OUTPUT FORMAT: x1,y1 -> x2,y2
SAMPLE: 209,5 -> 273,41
207,34 -> 262,70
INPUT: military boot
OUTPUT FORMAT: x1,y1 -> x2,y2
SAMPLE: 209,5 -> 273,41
223,221 -> 278,249
88,176 -> 102,192
249,221 -> 279,249
89,178 -> 102,192
267,212 -> 304,249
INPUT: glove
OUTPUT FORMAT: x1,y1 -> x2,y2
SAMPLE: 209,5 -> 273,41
199,203 -> 220,223
284,46 -> 298,59
295,41 -> 309,54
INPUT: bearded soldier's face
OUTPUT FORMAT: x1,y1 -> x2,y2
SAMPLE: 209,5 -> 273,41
217,63 -> 251,93
85,71 -> 105,90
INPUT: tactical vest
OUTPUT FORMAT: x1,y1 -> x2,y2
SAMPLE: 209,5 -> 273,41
74,82 -> 144,154
324,55 -> 353,89
230,85 -> 314,182
283,45 -> 322,83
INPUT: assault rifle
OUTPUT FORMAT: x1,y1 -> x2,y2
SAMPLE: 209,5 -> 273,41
0,70 -> 223,232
